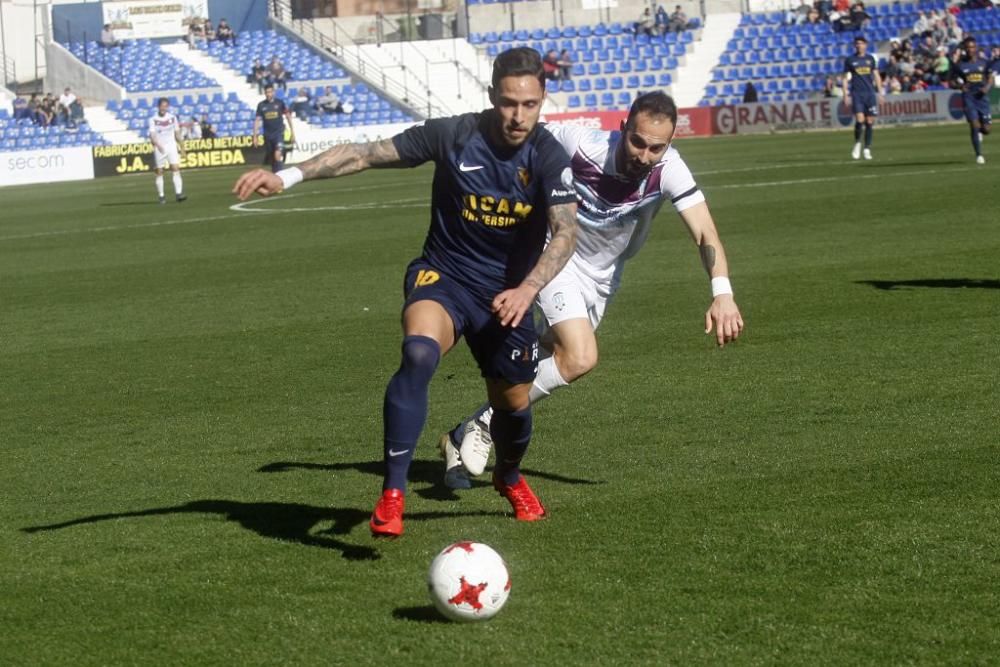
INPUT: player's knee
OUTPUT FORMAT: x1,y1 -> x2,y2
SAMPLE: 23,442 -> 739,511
557,344 -> 598,382
865,120 -> 874,127
398,335 -> 441,384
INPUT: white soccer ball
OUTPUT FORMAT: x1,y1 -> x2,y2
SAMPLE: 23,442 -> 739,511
427,541 -> 510,622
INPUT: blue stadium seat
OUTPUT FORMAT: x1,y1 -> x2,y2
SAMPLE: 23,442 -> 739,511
567,94 -> 581,108
600,92 -> 614,107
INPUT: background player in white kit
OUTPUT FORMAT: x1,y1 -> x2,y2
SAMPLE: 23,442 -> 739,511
441,91 -> 744,488
149,97 -> 187,204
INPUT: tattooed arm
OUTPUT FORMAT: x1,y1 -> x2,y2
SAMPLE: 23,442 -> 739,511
232,138 -> 404,200
678,201 -> 745,346
492,202 -> 578,328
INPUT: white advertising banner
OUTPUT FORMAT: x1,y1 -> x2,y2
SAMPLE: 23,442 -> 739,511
0,147 -> 95,188
284,121 -> 420,164
103,1 -> 209,40
830,90 -> 962,128
713,98 -> 834,134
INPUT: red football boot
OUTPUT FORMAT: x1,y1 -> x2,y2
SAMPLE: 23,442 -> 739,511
370,489 -> 405,537
493,474 -> 547,521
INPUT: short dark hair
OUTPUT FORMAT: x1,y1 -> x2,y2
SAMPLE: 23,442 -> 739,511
491,47 -> 545,90
625,91 -> 678,129
854,35 -> 868,43
264,83 -> 275,90
157,96 -> 169,106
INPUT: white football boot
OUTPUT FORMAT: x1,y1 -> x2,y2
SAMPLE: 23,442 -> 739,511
460,409 -> 494,477
438,432 -> 471,490
976,155 -> 986,165
862,148 -> 872,160
851,142 -> 862,160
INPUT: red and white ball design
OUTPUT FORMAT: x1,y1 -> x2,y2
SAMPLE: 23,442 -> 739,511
427,542 -> 511,622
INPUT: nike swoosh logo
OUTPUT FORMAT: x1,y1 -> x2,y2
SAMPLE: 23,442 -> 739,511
459,162 -> 484,172
388,448 -> 409,457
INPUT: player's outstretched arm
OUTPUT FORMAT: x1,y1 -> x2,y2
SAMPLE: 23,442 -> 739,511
678,201 -> 744,347
232,138 -> 405,200
492,202 -> 578,328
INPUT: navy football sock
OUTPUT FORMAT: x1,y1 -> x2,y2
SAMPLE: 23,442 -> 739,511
382,335 -> 441,492
971,126 -> 982,156
864,123 -> 873,148
272,160 -> 284,173
854,122 -> 863,142
490,407 -> 533,487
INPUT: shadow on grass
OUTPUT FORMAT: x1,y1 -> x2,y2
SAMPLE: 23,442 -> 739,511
392,605 -> 451,624
856,278 -> 1000,291
21,499 -> 502,562
258,459 -> 605,502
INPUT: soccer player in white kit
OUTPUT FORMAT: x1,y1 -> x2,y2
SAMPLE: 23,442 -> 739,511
440,91 -> 744,488
149,97 -> 187,204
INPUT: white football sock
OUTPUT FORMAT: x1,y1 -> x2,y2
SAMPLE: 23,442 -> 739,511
528,356 -> 569,405
172,171 -> 183,195
155,174 -> 164,197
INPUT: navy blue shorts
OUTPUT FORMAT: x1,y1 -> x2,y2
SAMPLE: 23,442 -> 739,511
963,93 -> 992,125
403,258 -> 539,384
262,133 -> 283,161
851,91 -> 878,117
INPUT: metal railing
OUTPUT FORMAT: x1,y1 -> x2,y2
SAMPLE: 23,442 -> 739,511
269,0 -> 440,117
2,55 -> 15,89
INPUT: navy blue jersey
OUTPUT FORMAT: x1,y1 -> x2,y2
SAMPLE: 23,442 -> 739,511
954,58 -> 992,95
392,112 -> 575,302
844,53 -> 878,96
255,99 -> 287,135
991,58 -> 1000,76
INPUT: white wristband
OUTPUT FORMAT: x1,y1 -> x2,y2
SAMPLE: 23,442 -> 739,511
277,167 -> 303,191
711,276 -> 733,298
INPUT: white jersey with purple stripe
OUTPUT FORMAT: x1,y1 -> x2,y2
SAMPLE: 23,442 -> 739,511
542,123 -> 705,289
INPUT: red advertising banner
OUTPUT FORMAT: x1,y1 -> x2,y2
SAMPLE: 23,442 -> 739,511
674,106 -> 714,137
541,110 -> 628,131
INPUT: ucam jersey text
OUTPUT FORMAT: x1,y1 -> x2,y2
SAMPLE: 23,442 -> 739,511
542,123 -> 705,291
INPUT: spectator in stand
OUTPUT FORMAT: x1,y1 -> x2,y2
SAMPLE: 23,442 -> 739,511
268,56 -> 288,91
636,8 -> 656,37
933,46 -> 952,85
182,116 -> 202,140
943,13 -> 963,47
315,86 -> 345,114
100,24 -> 122,48
200,115 -> 217,139
849,2 -> 870,31
991,47 -> 1000,76
215,18 -> 236,46
815,0 -> 833,20
203,20 -> 216,41
912,11 -> 931,39
13,96 -> 30,120
290,87 -> 313,119
188,20 -> 206,49
806,6 -> 822,24
888,76 -> 903,93
57,87 -> 77,126
668,5 -> 688,33
557,50 -> 574,80
742,81 -> 758,103
248,58 -> 268,92
542,50 -> 561,81
35,94 -> 55,127
786,0 -> 813,25
833,0 -> 850,13
655,6 -> 669,35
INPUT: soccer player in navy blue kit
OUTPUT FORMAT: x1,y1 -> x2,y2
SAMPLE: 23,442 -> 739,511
233,48 -> 578,537
953,37 -> 994,165
252,83 -> 296,173
842,35 -> 883,161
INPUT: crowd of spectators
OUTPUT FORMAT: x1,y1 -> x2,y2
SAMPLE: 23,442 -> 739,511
785,0 -> 874,31
247,56 -> 290,92
636,5 -> 694,36
286,86 -> 355,120
11,88 -> 85,128
542,50 -> 574,80
188,17 -> 237,48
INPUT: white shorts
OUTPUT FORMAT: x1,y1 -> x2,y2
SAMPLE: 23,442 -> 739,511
536,260 -> 612,332
154,145 -> 180,169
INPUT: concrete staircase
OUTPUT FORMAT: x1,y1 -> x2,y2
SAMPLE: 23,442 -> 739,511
161,43 -> 262,111
670,12 -> 742,108
85,104 -> 144,144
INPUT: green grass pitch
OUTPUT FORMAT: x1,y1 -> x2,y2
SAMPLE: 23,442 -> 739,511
1,124 -> 997,665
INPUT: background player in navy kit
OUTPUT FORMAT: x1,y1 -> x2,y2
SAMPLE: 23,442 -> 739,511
842,35 -> 883,161
232,48 -> 578,538
952,36 -> 994,165
252,83 -> 295,173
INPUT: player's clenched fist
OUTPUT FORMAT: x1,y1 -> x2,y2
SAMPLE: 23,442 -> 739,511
232,169 -> 283,200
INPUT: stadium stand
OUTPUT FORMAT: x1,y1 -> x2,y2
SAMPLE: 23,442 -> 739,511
197,31 -> 346,86
698,1 -> 998,107
66,39 -> 217,92
0,108 -> 106,152
470,22 -> 696,111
